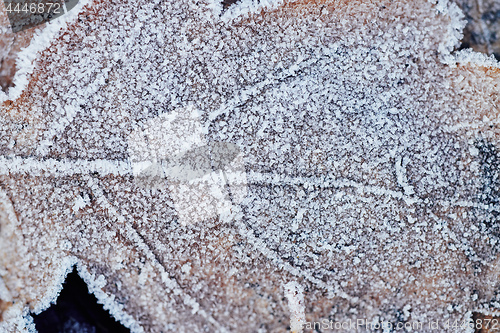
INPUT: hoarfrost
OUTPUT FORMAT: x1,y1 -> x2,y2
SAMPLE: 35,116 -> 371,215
0,0 -> 500,332
284,281 -> 305,333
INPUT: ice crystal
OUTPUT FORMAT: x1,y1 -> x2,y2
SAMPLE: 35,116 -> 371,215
0,0 -> 500,332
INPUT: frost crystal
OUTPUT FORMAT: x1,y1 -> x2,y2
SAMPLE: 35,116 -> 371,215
1,0 -> 500,332
284,281 -> 305,333
128,106 -> 247,224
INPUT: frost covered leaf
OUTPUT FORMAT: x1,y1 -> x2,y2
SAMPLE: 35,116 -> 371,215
0,0 -> 500,332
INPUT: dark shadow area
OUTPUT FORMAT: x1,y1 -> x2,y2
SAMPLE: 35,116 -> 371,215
454,0 -> 500,61
33,268 -> 130,333
221,0 -> 239,9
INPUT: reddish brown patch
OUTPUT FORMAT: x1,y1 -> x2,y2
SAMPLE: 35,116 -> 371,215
0,299 -> 13,321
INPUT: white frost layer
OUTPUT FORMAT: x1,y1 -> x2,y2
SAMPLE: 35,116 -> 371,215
85,176 -> 230,332
0,156 -> 132,177
0,303 -> 36,333
284,281 -> 306,333
32,257 -> 77,314
128,106 -> 248,224
219,0 -> 286,21
76,263 -> 145,333
444,48 -> 500,68
0,0 -> 91,103
1,0 -> 500,330
0,260 -> 140,332
434,0 -> 466,55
